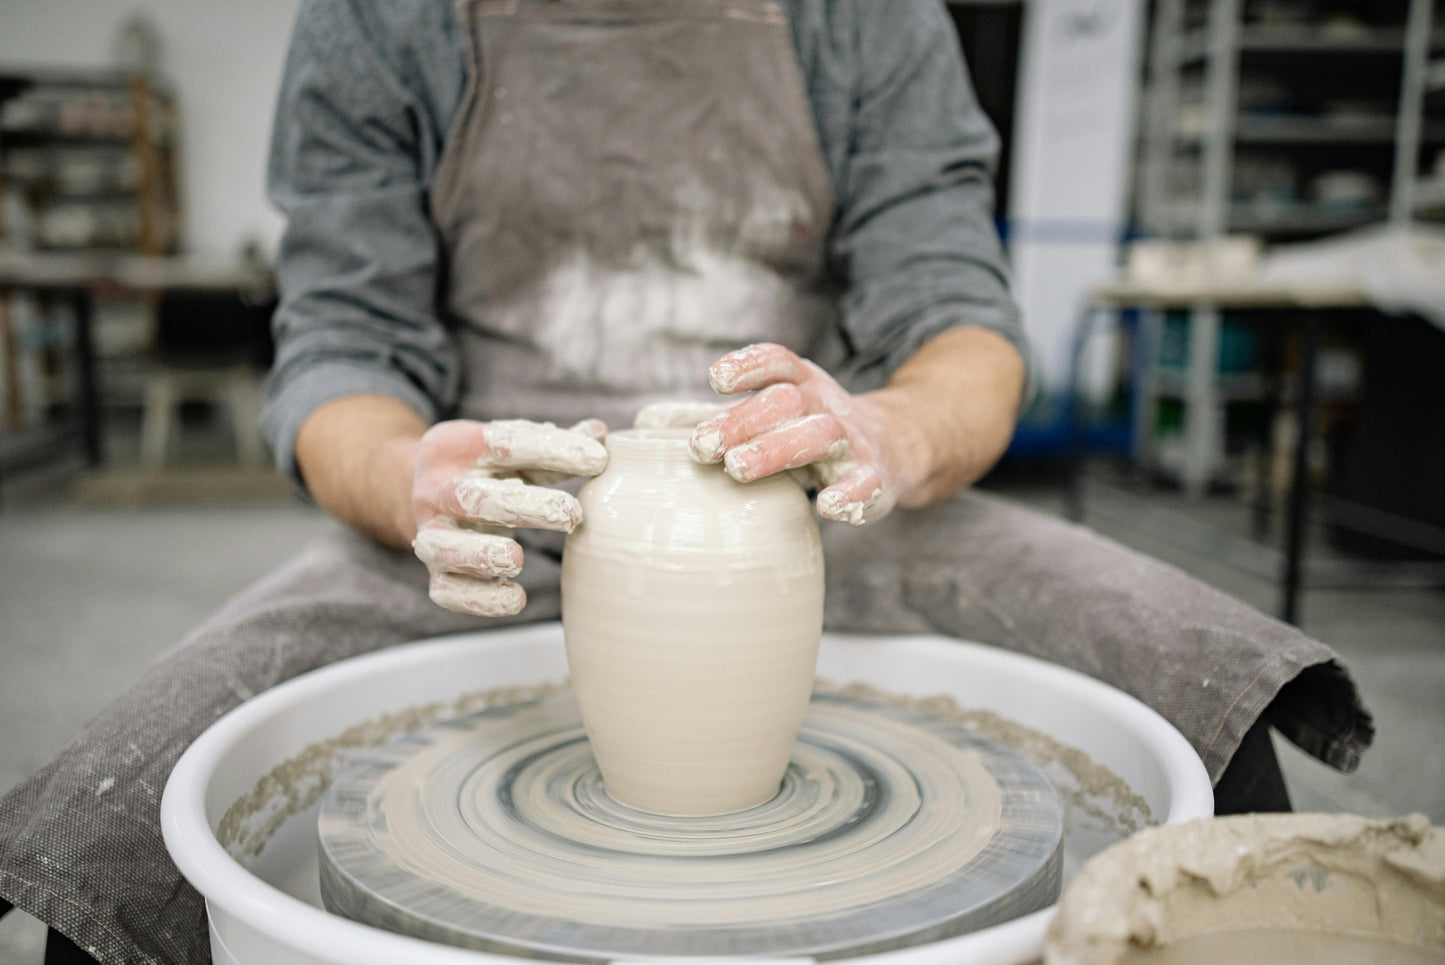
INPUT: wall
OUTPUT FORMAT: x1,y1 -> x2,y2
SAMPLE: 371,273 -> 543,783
0,0 -> 304,258
1008,0 -> 1144,396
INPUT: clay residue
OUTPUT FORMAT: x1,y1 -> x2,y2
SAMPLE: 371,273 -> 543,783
815,680 -> 1153,836
1043,813 -> 1445,965
321,693 -> 1038,946
1116,929 -> 1444,964
218,676 -> 1141,869
215,683 -> 564,861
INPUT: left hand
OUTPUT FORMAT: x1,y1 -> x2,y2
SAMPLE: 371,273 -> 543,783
685,343 -> 925,526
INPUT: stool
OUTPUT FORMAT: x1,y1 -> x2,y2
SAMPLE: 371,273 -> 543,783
139,362 -> 265,468
138,289 -> 274,468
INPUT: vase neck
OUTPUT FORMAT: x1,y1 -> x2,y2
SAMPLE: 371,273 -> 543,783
605,428 -> 699,470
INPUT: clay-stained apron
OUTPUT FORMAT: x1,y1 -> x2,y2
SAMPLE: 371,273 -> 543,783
430,0 -> 844,433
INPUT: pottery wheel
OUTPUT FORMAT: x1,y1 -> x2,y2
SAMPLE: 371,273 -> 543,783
318,691 -> 1064,962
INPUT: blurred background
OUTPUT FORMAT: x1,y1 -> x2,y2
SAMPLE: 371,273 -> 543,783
1,0 -> 1443,956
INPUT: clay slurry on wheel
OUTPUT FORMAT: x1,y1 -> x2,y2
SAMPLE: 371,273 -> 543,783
317,691 -> 1065,961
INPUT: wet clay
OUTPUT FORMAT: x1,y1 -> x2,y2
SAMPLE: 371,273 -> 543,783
1045,813 -> 1445,965
817,680 -> 1154,836
317,691 -> 1064,961
221,679 -> 1145,865
562,429 -> 825,815
215,683 -> 564,861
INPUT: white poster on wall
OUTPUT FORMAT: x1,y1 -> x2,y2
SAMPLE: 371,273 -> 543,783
1008,0 -> 1144,398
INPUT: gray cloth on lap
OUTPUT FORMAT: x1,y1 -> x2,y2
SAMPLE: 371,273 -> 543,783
0,493 -> 1371,965
823,493 -> 1372,778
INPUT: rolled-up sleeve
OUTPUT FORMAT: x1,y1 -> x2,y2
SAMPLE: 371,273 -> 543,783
829,0 -> 1028,391
261,0 -> 460,482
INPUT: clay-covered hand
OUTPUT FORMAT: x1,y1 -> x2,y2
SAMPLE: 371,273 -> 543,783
689,343 -> 923,526
411,419 -> 608,617
631,399 -> 734,430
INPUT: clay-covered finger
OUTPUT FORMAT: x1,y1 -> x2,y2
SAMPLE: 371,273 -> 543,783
520,420 -> 608,485
413,519 -> 523,579
478,420 -> 609,476
816,465 -> 893,526
690,384 -> 806,463
632,400 -> 733,430
721,413 -> 849,483
440,473 -> 585,532
708,343 -> 808,395
567,418 -> 609,443
428,571 -> 526,617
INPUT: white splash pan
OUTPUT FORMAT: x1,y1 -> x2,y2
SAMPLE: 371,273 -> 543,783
162,624 -> 1212,965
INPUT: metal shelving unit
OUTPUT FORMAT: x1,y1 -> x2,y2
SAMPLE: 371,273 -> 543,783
1129,0 -> 1436,494
1395,0 -> 1443,222
0,68 -> 181,441
1140,1 -> 1425,242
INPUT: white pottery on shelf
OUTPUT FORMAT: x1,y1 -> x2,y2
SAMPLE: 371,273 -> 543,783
561,428 -> 825,816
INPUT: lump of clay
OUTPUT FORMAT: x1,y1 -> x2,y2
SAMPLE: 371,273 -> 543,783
1044,812 -> 1445,965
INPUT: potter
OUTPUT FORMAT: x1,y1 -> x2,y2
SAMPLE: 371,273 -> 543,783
561,428 -> 825,816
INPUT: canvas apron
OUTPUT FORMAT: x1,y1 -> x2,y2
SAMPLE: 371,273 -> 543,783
0,3 -> 1370,963
430,0 -> 843,431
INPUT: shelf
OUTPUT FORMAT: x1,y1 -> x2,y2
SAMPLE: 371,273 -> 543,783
0,173 -> 141,202
0,129 -> 142,148
1235,115 -> 1416,143
1154,369 -> 1266,401
1172,115 -> 1445,146
1156,203 -> 1385,236
0,68 -> 174,95
0,129 -> 171,149
1413,179 -> 1445,212
1179,27 -> 1411,64
1228,206 -> 1385,234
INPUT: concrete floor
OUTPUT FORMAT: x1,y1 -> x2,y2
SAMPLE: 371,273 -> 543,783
1,445 -> 1442,961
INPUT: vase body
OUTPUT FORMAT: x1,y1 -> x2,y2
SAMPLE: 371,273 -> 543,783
561,428 -> 824,816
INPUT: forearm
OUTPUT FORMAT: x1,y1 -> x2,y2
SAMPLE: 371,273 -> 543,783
865,326 -> 1025,508
294,394 -> 426,550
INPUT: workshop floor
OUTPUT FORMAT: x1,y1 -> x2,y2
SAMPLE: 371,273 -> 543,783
1,425 -> 1442,961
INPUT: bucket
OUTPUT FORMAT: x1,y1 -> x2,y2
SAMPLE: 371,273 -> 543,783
1044,813 -> 1445,964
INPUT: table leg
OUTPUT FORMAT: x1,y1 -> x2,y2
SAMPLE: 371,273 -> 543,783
1,291 -> 21,431
71,290 -> 103,466
1253,320 -> 1283,541
1131,309 -> 1161,471
1064,304 -> 1100,523
1182,303 -> 1221,497
1281,312 -> 1319,626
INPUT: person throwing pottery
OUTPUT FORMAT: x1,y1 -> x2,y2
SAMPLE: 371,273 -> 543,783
0,2 -> 1370,964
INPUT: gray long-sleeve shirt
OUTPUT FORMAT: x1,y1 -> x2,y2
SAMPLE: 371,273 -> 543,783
261,0 -> 1027,480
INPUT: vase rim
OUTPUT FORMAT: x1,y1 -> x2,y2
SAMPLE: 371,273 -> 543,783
605,427 -> 695,460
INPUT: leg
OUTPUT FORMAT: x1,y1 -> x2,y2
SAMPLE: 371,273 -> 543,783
1212,717 -> 1291,814
139,371 -> 175,469
225,366 -> 267,467
1281,312 -> 1319,626
821,490 -> 1371,784
70,290 -> 103,467
0,529 -> 561,965
1252,318 -> 1285,541
1181,303 -> 1221,497
1064,304 -> 1100,524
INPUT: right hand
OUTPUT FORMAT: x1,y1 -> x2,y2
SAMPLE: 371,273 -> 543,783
410,418 -> 608,617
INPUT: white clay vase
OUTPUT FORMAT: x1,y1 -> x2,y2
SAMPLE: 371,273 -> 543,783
561,428 -> 825,816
